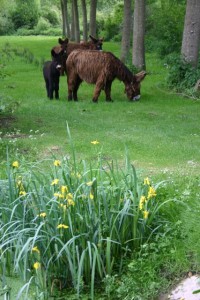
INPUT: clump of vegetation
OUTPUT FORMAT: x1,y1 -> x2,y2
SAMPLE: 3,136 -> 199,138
166,54 -> 200,98
0,127 -> 185,299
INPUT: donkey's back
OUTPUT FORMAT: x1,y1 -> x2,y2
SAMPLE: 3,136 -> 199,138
66,49 -> 118,84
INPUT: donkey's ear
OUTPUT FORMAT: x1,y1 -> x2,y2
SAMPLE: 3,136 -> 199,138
135,71 -> 147,82
51,49 -> 56,57
58,38 -> 64,45
89,35 -> 97,43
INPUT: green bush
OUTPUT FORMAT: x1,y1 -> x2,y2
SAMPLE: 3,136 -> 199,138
35,17 -> 51,32
0,14 -> 14,35
40,6 -> 60,26
166,54 -> 200,95
146,2 -> 185,57
98,3 -> 124,42
11,2 -> 39,30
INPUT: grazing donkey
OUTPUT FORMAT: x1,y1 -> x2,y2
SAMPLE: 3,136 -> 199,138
66,50 -> 146,102
43,49 -> 64,100
52,36 -> 103,75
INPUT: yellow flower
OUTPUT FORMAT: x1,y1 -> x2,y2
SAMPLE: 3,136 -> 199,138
19,191 -> 26,196
67,199 -> 75,206
76,172 -> 82,179
51,178 -> 59,185
33,262 -> 40,270
143,210 -> 149,219
144,177 -> 150,185
147,186 -> 157,199
12,161 -> 19,168
86,181 -> 93,186
139,196 -> 146,210
32,246 -> 40,254
60,203 -> 67,210
91,140 -> 99,145
38,212 -> 46,218
54,160 -> 61,167
66,193 -> 73,200
57,224 -> 69,229
61,185 -> 68,194
89,192 -> 94,200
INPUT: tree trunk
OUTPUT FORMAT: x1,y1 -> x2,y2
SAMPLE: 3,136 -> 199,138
120,0 -> 132,63
73,0 -> 80,42
81,0 -> 88,41
132,0 -> 146,70
181,0 -> 200,68
89,0 -> 97,37
71,1 -> 75,40
61,0 -> 70,38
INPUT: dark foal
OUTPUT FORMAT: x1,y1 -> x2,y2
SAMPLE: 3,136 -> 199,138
43,49 -> 63,100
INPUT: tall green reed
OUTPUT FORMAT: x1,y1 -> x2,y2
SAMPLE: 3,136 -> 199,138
0,130 -> 178,299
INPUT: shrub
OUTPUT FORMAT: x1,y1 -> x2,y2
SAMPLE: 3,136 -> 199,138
146,2 -> 185,57
40,6 -> 61,26
11,1 -> 39,30
166,53 -> 200,96
35,17 -> 51,32
98,3 -> 124,42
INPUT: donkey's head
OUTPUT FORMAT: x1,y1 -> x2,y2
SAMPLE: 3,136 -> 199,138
125,71 -> 146,101
89,35 -> 104,50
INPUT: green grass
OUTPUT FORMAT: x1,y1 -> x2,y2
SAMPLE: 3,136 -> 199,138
0,36 -> 200,299
0,36 -> 199,175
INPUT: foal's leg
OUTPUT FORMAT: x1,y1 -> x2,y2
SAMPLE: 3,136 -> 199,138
49,79 -> 54,100
45,79 -> 50,98
54,76 -> 60,99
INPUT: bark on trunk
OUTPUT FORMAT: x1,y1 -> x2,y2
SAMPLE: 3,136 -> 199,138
181,0 -> 200,67
120,0 -> 132,63
89,0 -> 97,37
132,0 -> 146,70
81,0 -> 88,41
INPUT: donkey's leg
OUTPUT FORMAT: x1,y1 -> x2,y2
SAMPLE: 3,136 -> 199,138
54,76 -> 60,100
104,81 -> 113,102
67,72 -> 78,101
49,79 -> 54,100
73,76 -> 82,101
45,79 -> 50,98
92,79 -> 104,103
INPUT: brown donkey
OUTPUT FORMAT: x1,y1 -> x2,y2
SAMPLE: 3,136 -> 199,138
66,50 -> 146,102
52,36 -> 103,75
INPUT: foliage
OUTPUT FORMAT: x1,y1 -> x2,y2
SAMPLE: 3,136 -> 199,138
11,0 -> 39,30
166,53 -> 200,96
0,127 -> 181,299
146,2 -> 185,57
40,5 -> 60,26
97,3 -> 124,41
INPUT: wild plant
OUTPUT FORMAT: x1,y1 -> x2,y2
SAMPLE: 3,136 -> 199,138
0,128 -> 180,299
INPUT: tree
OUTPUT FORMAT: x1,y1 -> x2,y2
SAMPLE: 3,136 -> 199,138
120,0 -> 132,63
89,0 -> 97,37
73,0 -> 80,42
181,0 -> 200,68
81,0 -> 88,41
132,0 -> 146,70
61,0 -> 70,38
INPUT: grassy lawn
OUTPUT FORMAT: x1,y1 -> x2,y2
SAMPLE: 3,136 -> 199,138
0,36 -> 199,175
0,36 -> 200,299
